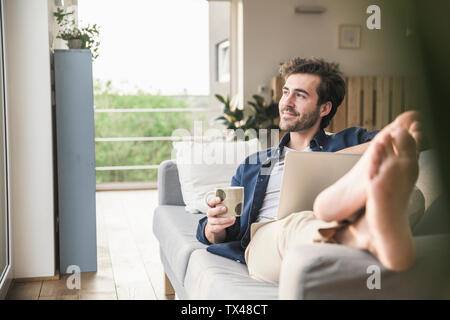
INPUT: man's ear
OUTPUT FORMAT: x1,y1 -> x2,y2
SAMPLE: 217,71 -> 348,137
320,101 -> 332,117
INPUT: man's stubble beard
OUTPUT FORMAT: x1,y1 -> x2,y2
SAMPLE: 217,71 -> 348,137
279,106 -> 321,132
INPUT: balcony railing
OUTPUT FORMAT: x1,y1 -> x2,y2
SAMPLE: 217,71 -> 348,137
94,107 -> 208,177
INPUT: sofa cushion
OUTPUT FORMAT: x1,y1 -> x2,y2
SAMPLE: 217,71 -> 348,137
413,195 -> 450,236
153,205 -> 207,285
172,138 -> 259,213
184,249 -> 278,299
279,235 -> 450,299
417,149 -> 443,210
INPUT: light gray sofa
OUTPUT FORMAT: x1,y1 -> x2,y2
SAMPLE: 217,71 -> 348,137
153,150 -> 450,299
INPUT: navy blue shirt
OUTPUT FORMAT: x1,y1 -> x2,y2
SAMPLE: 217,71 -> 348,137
196,127 -> 379,263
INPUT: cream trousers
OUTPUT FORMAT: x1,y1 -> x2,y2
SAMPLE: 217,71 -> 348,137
244,187 -> 425,284
245,211 -> 340,285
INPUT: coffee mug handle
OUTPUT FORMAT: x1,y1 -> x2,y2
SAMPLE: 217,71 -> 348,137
204,190 -> 217,207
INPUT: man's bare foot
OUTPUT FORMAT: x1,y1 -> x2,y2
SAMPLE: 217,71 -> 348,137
314,126 -> 397,222
392,110 -> 424,156
314,110 -> 422,223
364,126 -> 418,271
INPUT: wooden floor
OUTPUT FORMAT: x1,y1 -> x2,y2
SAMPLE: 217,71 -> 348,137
6,190 -> 172,300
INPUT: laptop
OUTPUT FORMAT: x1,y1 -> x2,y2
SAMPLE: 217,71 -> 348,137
277,151 -> 362,220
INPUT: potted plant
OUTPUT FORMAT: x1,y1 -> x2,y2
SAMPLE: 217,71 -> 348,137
214,95 -> 245,131
215,94 -> 280,143
53,7 -> 100,60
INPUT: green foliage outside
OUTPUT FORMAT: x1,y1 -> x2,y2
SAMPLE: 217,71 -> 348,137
94,80 -> 208,184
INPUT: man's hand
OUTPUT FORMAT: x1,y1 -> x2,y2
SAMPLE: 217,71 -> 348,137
204,197 -> 236,244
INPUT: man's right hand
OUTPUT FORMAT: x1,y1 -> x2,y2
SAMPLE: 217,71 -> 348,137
204,197 -> 236,244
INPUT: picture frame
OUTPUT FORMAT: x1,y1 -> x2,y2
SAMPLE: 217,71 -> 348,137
339,24 -> 361,49
216,39 -> 230,83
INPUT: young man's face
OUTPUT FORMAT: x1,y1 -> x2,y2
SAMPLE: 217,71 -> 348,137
278,73 -> 323,132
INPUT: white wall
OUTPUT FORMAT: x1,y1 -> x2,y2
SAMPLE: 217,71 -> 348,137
240,0 -> 415,104
4,0 -> 55,278
209,1 -> 231,113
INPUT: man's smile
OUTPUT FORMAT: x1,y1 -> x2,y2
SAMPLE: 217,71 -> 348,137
282,109 -> 298,117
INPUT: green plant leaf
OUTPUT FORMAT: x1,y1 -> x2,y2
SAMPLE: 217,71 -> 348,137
252,94 -> 265,106
215,116 -> 228,122
215,94 -> 225,104
235,109 -> 244,121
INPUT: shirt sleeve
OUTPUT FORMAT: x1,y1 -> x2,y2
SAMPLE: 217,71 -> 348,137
330,127 -> 380,151
231,162 -> 243,186
196,162 -> 244,245
358,128 -> 379,144
196,216 -> 211,245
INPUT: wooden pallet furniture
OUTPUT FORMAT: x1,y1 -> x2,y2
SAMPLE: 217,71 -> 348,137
271,75 -> 424,133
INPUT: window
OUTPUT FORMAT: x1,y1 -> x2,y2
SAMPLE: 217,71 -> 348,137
217,39 -> 230,83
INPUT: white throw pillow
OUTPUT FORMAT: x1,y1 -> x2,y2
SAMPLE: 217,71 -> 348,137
172,138 -> 260,214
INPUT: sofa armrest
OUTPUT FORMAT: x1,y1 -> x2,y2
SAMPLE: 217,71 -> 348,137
279,234 -> 450,299
158,160 -> 185,206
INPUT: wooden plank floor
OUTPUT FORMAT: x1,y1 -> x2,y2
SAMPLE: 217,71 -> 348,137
6,190 -> 171,300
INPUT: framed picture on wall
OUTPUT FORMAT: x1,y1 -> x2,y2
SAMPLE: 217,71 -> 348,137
216,39 -> 230,83
339,25 -> 361,49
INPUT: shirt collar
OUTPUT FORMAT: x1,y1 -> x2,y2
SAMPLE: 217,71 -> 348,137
276,128 -> 329,154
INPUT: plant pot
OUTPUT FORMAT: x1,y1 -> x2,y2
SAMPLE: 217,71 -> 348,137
68,39 -> 82,49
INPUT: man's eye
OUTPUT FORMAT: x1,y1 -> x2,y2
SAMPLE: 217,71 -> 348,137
297,94 -> 305,99
282,91 -> 289,95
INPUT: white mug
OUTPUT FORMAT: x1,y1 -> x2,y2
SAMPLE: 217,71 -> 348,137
204,186 -> 244,217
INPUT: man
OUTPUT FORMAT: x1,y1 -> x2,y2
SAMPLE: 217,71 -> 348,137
196,57 -> 423,283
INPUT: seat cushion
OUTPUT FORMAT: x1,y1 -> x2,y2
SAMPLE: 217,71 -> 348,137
417,149 -> 443,210
184,249 -> 278,299
413,195 -> 450,236
153,205 -> 207,284
172,139 -> 259,214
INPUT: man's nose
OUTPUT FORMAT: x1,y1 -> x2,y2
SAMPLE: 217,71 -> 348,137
283,92 -> 296,107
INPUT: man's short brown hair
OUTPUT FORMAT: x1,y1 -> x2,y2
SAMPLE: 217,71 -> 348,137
279,57 -> 345,129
